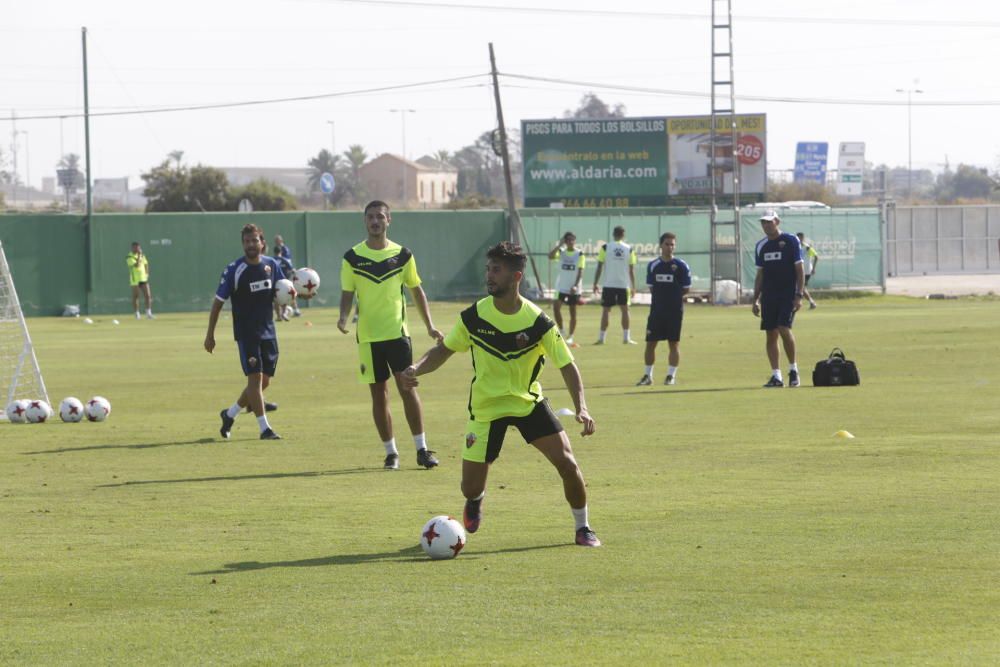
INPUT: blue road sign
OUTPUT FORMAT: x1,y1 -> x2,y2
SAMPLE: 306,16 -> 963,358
320,172 -> 336,194
793,142 -> 828,184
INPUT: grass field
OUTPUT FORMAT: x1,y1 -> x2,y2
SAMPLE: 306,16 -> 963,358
2,297 -> 999,665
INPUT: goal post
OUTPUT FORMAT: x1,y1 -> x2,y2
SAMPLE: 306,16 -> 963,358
0,240 -> 49,418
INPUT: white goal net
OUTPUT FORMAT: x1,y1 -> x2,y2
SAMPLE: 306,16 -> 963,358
0,240 -> 49,418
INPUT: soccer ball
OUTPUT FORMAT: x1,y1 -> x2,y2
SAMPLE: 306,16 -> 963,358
293,267 -> 320,298
5,399 -> 30,423
59,397 -> 85,423
25,400 -> 53,423
420,515 -> 466,560
85,396 -> 112,422
274,278 -> 296,306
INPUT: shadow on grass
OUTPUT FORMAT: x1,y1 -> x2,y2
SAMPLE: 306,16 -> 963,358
23,437 -> 217,455
191,543 -> 569,575
96,467 -> 384,488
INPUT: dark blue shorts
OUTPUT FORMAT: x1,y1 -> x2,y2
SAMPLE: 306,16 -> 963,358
646,310 -> 683,342
760,296 -> 795,331
236,337 -> 279,376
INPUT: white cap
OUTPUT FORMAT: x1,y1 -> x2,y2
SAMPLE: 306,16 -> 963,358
759,209 -> 780,222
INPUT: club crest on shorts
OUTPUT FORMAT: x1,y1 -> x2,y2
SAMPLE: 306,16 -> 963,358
248,356 -> 258,367
465,432 -> 477,448
515,332 -> 530,348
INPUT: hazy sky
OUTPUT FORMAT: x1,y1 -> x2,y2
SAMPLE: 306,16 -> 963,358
3,0 -> 999,189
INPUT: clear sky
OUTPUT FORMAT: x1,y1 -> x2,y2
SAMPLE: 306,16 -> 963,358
3,0 -> 999,189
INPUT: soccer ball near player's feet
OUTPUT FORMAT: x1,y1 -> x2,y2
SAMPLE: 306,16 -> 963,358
59,397 -> 85,423
293,268 -> 320,298
85,396 -> 112,422
420,515 -> 466,560
25,400 -> 52,423
274,278 -> 296,306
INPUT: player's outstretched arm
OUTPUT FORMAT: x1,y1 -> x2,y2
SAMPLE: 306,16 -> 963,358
559,362 -> 595,436
336,290 -> 355,334
409,285 -> 443,342
204,298 -> 224,353
400,342 -> 454,389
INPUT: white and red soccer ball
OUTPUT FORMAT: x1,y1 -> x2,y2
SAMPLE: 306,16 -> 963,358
5,399 -> 30,423
274,278 -> 296,306
24,400 -> 53,423
292,267 -> 320,298
85,396 -> 112,422
420,515 -> 466,560
59,397 -> 85,423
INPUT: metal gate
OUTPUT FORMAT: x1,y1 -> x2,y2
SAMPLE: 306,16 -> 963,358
886,205 -> 1000,276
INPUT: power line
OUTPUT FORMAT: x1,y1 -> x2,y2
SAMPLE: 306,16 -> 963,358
323,0 -> 1000,28
501,72 -> 1000,107
1,74 -> 488,122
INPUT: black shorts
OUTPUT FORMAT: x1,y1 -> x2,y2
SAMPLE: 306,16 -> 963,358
646,310 -> 683,342
473,400 -> 564,464
804,273 -> 813,285
760,296 -> 795,331
237,337 -> 279,376
557,292 -> 581,306
358,336 -> 413,384
601,287 -> 629,307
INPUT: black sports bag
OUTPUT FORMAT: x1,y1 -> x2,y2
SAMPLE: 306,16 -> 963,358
812,348 -> 860,386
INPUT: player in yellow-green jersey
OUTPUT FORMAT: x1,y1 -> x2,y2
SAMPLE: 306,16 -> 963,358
402,242 -> 601,547
337,201 -> 444,471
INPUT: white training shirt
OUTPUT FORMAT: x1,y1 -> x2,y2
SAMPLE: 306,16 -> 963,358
554,248 -> 586,294
597,240 -> 636,289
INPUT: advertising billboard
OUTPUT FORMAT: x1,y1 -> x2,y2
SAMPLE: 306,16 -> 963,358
522,114 -> 766,208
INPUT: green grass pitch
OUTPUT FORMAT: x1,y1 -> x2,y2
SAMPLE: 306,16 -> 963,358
2,297 -> 999,664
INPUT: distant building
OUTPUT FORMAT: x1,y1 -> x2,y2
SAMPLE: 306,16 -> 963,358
360,154 -> 457,208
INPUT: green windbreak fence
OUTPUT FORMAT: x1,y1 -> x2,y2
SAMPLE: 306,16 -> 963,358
0,210 -> 506,316
0,207 -> 880,316
520,207 -> 882,293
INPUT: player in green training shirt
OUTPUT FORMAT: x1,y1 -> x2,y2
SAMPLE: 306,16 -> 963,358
402,242 -> 601,547
337,200 -> 443,470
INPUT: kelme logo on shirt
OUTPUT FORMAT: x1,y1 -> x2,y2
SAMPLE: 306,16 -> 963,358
476,328 -> 497,336
249,279 -> 272,292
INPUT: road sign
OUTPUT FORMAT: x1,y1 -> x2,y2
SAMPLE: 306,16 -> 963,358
320,172 -> 335,194
793,142 -> 828,183
836,142 -> 865,196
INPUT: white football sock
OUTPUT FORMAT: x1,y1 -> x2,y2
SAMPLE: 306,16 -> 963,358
256,415 -> 271,433
623,329 -> 631,341
413,432 -> 427,451
571,505 -> 590,531
644,365 -> 654,377
789,362 -> 799,373
668,365 -> 678,378
772,369 -> 783,381
383,438 -> 398,455
226,403 -> 241,419
597,330 -> 607,342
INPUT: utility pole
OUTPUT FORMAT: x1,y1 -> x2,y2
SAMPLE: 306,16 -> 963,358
896,83 -> 923,200
489,42 -> 543,296
389,109 -> 415,206
82,27 -> 93,218
10,110 -> 17,208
